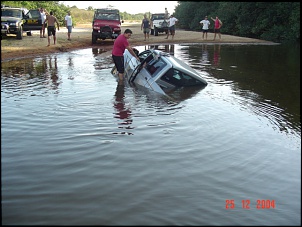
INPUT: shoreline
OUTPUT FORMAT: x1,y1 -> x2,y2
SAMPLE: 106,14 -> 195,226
1,23 -> 277,62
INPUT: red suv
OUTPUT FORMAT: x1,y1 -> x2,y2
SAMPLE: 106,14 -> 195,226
92,8 -> 123,44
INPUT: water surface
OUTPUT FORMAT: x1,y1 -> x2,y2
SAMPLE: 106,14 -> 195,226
1,43 -> 300,225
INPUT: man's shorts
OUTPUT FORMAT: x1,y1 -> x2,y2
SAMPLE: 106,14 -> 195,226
202,29 -> 208,33
47,26 -> 56,36
143,28 -> 150,34
169,25 -> 175,32
214,28 -> 221,33
67,26 -> 72,33
112,55 -> 125,74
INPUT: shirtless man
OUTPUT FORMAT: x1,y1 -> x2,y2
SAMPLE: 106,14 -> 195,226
44,11 -> 60,46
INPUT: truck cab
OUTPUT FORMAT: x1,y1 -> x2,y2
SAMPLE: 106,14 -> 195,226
150,13 -> 168,36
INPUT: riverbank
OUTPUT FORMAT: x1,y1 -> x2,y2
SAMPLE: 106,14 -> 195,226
1,23 -> 276,62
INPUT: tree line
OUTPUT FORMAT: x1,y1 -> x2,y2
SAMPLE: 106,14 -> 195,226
174,1 -> 300,43
1,1 -> 148,25
2,1 -> 299,43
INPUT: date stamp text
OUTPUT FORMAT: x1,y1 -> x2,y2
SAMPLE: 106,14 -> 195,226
225,199 -> 276,209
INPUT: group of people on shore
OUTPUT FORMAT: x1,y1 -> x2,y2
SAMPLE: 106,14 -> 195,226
140,11 -> 179,41
199,16 -> 222,40
140,12 -> 222,41
38,8 -> 73,46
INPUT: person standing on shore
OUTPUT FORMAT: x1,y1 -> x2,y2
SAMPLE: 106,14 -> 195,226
39,8 -> 48,38
44,11 -> 60,46
65,11 -> 73,41
112,29 -> 140,82
165,14 -> 178,40
141,14 -> 150,41
200,15 -> 210,40
165,7 -> 169,19
211,16 -> 222,40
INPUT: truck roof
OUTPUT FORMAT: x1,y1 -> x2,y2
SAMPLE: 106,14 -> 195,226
95,8 -> 119,13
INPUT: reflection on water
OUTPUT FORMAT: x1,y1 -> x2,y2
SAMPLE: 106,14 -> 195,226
113,82 -> 134,135
213,44 -> 221,67
201,44 -> 210,65
148,44 -> 175,55
156,43 -> 300,137
1,43 -> 300,225
92,47 -> 107,57
1,56 -> 61,96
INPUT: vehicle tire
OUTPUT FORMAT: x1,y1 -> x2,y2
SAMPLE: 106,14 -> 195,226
155,27 -> 158,36
151,29 -> 154,35
92,34 -> 97,44
27,31 -> 32,36
17,27 -> 23,40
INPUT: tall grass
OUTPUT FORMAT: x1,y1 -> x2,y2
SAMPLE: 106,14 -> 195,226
70,8 -> 94,24
70,8 -> 141,25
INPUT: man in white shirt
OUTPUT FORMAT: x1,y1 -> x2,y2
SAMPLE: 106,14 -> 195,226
65,12 -> 73,41
200,16 -> 210,40
165,15 -> 178,40
40,8 -> 47,38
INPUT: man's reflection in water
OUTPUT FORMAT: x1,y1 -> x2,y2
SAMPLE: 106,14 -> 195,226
201,44 -> 209,65
168,44 -> 174,55
148,44 -> 174,55
48,56 -> 60,90
213,44 -> 221,66
113,81 -> 134,135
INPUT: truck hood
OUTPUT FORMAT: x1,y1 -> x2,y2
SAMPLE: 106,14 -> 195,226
93,20 -> 121,28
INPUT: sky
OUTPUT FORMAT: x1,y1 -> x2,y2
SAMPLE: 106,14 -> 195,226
60,1 -> 179,15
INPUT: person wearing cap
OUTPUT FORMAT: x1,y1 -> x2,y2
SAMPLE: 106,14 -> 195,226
165,14 -> 178,40
200,16 -> 210,40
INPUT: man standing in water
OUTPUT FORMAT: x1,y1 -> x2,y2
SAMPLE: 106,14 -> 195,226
44,11 -> 60,46
112,29 -> 140,82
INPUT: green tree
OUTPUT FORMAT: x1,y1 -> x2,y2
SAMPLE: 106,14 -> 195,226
174,1 -> 300,43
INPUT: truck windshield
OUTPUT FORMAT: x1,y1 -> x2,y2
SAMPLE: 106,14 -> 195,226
152,14 -> 165,20
1,9 -> 22,18
94,13 -> 120,21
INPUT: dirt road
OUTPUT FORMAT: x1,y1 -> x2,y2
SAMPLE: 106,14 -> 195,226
1,23 -> 276,62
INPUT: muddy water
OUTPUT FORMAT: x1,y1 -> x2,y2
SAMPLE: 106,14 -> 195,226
1,43 -> 300,225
